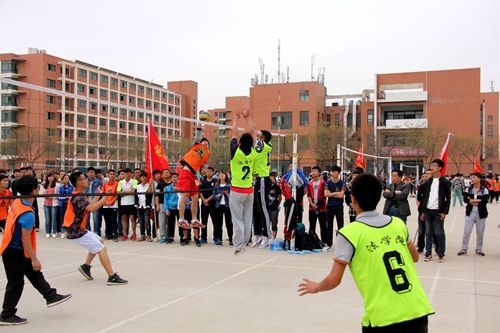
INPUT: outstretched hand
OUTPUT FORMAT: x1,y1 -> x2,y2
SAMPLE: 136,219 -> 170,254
298,278 -> 319,296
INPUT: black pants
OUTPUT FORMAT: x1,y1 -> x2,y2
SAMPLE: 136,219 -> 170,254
308,210 -> 326,235
103,208 -> 118,239
201,203 -> 216,241
253,177 -> 272,237
1,248 -> 57,318
362,315 -> 428,333
137,207 -> 155,237
214,204 -> 232,242
166,208 -> 179,239
324,206 -> 344,247
33,199 -> 40,229
417,217 -> 426,252
180,210 -> 192,241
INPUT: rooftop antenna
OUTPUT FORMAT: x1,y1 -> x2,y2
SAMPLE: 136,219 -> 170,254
311,55 -> 316,81
259,58 -> 265,84
277,39 -> 281,84
490,81 -> 495,92
286,66 -> 290,83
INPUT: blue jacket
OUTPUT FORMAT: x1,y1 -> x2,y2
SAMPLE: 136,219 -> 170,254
58,183 -> 74,206
214,183 -> 231,208
163,183 -> 179,211
84,177 -> 103,194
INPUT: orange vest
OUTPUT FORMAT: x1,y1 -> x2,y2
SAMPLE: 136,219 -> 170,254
0,189 -> 12,220
63,191 -> 89,230
102,181 -> 118,206
182,143 -> 211,172
0,199 -> 36,258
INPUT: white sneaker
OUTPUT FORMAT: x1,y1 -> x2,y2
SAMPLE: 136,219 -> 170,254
61,233 -> 66,239
251,236 -> 262,248
46,234 -> 50,238
259,237 -> 270,249
51,234 -> 57,238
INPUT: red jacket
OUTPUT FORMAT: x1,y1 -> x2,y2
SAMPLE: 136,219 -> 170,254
307,179 -> 327,212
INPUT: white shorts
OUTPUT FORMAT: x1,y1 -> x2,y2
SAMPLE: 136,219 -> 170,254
70,231 -> 105,254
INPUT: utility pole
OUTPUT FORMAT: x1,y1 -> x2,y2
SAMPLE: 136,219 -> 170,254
277,39 -> 281,84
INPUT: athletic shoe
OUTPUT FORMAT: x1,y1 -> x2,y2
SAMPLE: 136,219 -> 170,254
251,236 -> 262,248
146,236 -> 153,242
122,236 -> 128,241
424,255 -> 432,262
52,234 -> 57,238
159,238 -> 167,244
195,239 -> 202,247
438,256 -> 445,263
107,273 -> 128,285
200,238 -> 207,244
457,250 -> 467,256
321,244 -> 329,252
166,238 -> 174,244
46,234 -> 50,238
0,315 -> 27,326
181,239 -> 190,246
137,236 -> 146,242
61,233 -> 66,239
234,248 -> 246,256
476,250 -> 485,256
113,237 -> 119,242
214,239 -> 223,246
130,234 -> 137,241
78,264 -> 93,280
259,237 -> 270,249
47,294 -> 72,308
191,220 -> 205,228
229,241 -> 234,246
177,219 -> 191,229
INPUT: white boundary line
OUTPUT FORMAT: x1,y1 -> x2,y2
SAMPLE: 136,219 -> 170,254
95,256 -> 279,333
428,267 -> 441,303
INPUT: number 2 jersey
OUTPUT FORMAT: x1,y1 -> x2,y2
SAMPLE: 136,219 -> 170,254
230,138 -> 257,190
335,210 -> 434,328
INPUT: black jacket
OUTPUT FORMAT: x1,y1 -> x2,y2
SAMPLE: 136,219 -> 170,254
463,186 -> 489,219
420,177 -> 451,214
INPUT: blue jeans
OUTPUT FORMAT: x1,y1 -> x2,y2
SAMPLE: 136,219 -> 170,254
92,208 -> 103,236
424,209 -> 446,257
386,206 -> 408,223
43,205 -> 58,235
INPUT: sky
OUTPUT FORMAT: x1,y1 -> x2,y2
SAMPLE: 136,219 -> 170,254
1,0 -> 499,110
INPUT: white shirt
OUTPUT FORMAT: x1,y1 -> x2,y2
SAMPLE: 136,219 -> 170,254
312,180 -> 320,204
136,183 -> 149,208
427,178 -> 440,210
118,178 -> 138,206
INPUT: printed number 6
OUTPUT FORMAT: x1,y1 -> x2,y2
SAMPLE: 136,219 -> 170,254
382,251 -> 412,293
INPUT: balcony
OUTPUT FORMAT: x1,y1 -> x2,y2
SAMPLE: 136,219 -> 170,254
378,90 -> 428,103
378,118 -> 428,130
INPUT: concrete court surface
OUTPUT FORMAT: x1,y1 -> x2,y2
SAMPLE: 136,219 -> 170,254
0,198 -> 499,333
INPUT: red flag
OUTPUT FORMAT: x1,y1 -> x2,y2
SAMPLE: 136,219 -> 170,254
473,159 -> 483,173
145,121 -> 169,179
354,144 -> 365,169
439,132 -> 452,176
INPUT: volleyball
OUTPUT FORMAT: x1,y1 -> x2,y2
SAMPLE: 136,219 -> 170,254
199,110 -> 212,121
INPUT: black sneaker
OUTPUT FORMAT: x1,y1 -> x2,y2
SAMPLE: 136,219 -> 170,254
181,239 -> 189,246
195,239 -> 202,247
113,237 -> 119,242
234,248 -> 246,256
107,273 -> 128,285
47,294 -> 72,308
78,264 -> 93,280
0,315 -> 28,325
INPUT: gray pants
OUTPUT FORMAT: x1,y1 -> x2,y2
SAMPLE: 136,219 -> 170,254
158,204 -> 167,238
230,191 -> 254,251
461,210 -> 486,252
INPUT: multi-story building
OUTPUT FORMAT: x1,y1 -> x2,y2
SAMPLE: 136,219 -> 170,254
0,48 -> 197,171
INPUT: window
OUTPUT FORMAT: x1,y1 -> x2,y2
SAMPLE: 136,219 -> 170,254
47,128 -> 55,136
109,120 -> 116,128
120,108 -> 127,117
154,102 -> 159,109
101,104 -> 108,112
160,127 -> 165,134
90,102 -> 97,110
139,85 -> 144,93
488,115 -> 494,121
1,110 -> 18,122
162,92 -> 168,99
154,90 -> 160,97
161,116 -> 166,123
99,118 -> 106,126
88,146 -> 95,154
129,96 -> 135,104
89,86 -> 96,95
137,124 -> 143,131
138,112 -> 144,119
154,115 -> 159,122
119,121 -> 126,129
161,103 -> 166,111
300,111 -> 309,126
78,99 -> 86,108
101,75 -> 109,84
88,116 -> 96,125
146,100 -> 151,107
334,113 -> 340,126
488,124 -> 493,137
367,109 -> 374,124
78,68 -> 87,78
299,90 -> 309,102
271,112 -> 292,130
138,98 -> 144,106
46,95 -> 56,104
47,79 -> 56,88
128,123 -> 135,130
129,83 -> 136,92
146,87 -> 152,95
47,63 -> 56,71
100,89 -> 107,98
77,115 -> 85,123
111,78 -> 118,86
1,95 -> 17,106
110,91 -> 117,100
111,106 -> 117,114
121,80 -> 127,89
77,84 -> 85,93
77,146 -> 84,154
1,61 -> 18,73
120,94 -> 126,102
90,72 -> 98,81
47,112 -> 56,120
129,110 -> 136,118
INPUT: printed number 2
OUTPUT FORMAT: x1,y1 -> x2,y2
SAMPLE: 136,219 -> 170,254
242,166 -> 250,180
382,251 -> 412,293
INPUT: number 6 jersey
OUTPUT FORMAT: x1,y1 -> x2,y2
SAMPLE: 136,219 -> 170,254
336,211 -> 434,328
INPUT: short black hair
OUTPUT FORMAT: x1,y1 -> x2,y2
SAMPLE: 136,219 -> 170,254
87,167 -> 96,172
260,130 -> 272,143
392,169 -> 404,178
123,168 -> 132,173
206,166 -> 214,172
270,172 -> 278,177
353,167 -> 364,175
19,167 -> 26,172
108,169 -> 116,174
239,133 -> 254,150
471,172 -> 482,178
0,174 -> 8,182
331,165 -> 341,173
200,138 -> 210,147
431,159 -> 444,168
351,173 -> 382,212
171,172 -> 178,177
69,171 -> 84,187
140,171 -> 148,178
312,166 -> 321,173
16,175 -> 39,195
134,168 -> 141,172
96,169 -> 103,175
152,169 -> 161,176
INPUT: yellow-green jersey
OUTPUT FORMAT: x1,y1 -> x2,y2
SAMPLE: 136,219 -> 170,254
338,215 -> 434,328
253,140 -> 272,177
230,146 -> 257,189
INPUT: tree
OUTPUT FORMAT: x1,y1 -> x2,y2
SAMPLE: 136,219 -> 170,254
314,123 -> 344,168
283,134 -> 310,164
11,127 -> 45,167
209,135 -> 231,171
